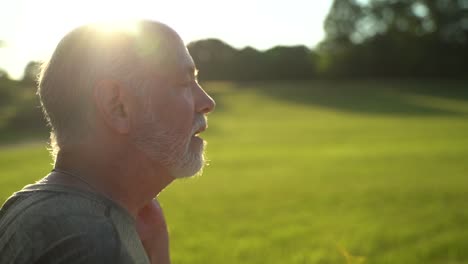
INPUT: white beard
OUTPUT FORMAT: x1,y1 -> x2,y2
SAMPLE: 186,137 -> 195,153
168,138 -> 206,178
132,110 -> 207,179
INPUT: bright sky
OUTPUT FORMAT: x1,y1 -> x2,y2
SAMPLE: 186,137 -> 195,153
0,0 -> 333,79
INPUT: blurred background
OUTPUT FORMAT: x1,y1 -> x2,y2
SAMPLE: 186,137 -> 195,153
1,0 -> 467,263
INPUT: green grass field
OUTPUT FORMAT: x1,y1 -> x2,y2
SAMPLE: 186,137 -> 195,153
1,80 -> 468,264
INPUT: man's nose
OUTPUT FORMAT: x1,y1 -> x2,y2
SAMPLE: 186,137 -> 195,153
195,84 -> 216,114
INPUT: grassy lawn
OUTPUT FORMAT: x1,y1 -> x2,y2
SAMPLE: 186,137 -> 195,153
1,80 -> 468,263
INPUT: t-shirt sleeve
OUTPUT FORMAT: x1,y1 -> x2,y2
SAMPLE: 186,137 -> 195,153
1,192 -> 142,264
1,214 -> 125,264
33,231 -> 122,264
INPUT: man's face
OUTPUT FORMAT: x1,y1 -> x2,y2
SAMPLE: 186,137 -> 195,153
130,37 -> 215,178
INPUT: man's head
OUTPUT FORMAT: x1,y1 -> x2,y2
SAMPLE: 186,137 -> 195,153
38,20 -> 215,178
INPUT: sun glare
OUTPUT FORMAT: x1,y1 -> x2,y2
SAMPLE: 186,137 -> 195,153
61,1 -> 149,35
92,20 -> 141,35
2,0 -> 328,79
34,0 -> 159,43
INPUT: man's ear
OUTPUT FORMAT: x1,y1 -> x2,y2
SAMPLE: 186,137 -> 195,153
93,79 -> 130,134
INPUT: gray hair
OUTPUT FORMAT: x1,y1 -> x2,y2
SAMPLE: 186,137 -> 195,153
37,20 -> 182,159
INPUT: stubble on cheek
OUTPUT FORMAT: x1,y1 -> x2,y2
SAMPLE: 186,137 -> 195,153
132,101 -> 207,177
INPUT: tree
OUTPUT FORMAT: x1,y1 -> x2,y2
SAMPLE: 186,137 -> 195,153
319,0 -> 468,78
188,39 -> 237,80
264,46 -> 316,80
323,0 -> 365,46
188,39 -> 317,81
22,61 -> 42,83
0,69 -> 9,80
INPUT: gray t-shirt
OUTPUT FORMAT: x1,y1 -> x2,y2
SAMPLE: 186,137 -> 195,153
0,183 -> 150,263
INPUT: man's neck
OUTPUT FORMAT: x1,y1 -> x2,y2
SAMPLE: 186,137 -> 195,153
50,145 -> 174,217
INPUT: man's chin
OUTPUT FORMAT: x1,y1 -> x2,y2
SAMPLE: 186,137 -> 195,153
169,148 -> 206,179
169,160 -> 204,179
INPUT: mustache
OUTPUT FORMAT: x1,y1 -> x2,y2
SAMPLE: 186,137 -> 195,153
191,115 -> 207,135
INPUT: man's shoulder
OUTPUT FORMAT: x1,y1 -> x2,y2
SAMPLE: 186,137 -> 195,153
1,184 -> 112,227
0,185 -> 123,263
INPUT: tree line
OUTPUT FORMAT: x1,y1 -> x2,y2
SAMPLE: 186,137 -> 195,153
189,0 -> 467,80
2,0 -> 468,83
319,0 -> 468,78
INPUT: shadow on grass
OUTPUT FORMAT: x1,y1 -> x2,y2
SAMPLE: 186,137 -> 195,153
239,80 -> 468,117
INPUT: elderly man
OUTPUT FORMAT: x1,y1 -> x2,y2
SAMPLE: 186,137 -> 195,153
0,20 -> 215,263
